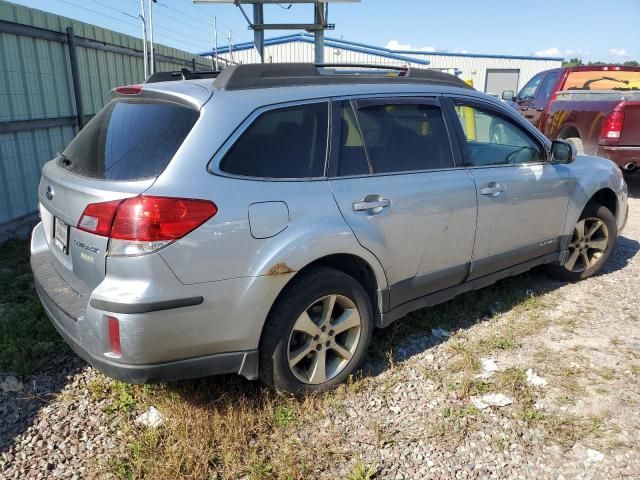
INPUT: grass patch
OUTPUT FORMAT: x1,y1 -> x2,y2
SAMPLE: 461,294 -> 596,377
0,239 -> 67,376
104,378 -> 344,480
494,368 -> 535,405
428,404 -> 484,442
447,341 -> 481,374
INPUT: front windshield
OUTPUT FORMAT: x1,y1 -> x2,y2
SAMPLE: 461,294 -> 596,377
565,70 -> 640,91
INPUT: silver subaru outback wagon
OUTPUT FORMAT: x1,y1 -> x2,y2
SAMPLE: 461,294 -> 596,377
31,63 -> 629,394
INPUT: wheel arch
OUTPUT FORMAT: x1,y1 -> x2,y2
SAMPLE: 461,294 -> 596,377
257,252 -> 386,353
587,187 -> 618,217
558,124 -> 580,139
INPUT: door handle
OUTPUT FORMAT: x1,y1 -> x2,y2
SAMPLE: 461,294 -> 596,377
353,197 -> 391,212
480,183 -> 506,197
525,114 -> 535,119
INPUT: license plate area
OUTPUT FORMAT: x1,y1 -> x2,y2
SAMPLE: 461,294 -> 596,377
54,217 -> 69,254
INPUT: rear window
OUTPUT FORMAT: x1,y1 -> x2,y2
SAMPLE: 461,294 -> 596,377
60,99 -> 199,180
220,102 -> 328,178
564,70 -> 640,91
336,101 -> 454,175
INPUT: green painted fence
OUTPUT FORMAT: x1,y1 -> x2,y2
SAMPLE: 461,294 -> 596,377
0,1 -> 211,235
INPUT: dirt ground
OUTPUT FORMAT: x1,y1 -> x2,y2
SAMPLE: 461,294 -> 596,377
1,176 -> 639,480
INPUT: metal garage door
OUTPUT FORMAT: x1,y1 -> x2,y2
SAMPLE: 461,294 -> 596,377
485,69 -> 520,96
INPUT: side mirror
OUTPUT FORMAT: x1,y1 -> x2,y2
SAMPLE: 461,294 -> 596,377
550,139 -> 576,164
501,90 -> 515,101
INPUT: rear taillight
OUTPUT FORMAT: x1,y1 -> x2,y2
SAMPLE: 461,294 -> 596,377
599,109 -> 625,146
77,195 -> 217,256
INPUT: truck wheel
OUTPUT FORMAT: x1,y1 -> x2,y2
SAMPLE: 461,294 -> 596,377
564,137 -> 584,155
260,266 -> 373,395
546,204 -> 616,282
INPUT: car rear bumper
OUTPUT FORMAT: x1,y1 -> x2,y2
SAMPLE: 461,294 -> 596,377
596,145 -> 640,170
32,249 -> 259,383
30,218 -> 285,383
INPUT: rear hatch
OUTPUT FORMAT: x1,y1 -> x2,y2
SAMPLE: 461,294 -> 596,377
619,101 -> 640,146
38,83 -> 209,296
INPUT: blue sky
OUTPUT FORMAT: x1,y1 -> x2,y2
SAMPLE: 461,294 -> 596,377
9,0 -> 640,61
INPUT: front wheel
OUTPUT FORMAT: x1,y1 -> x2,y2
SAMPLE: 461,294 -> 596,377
546,204 -> 617,282
259,267 -> 373,394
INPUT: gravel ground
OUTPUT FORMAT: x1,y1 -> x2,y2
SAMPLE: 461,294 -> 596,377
1,176 -> 639,480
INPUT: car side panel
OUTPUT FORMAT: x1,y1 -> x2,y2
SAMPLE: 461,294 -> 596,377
154,175 -> 387,291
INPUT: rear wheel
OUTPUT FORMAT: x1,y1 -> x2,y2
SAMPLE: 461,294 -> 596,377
260,267 -> 373,394
564,137 -> 584,155
546,204 -> 616,281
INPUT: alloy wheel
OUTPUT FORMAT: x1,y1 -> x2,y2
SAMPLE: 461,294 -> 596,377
287,294 -> 362,385
565,217 -> 609,273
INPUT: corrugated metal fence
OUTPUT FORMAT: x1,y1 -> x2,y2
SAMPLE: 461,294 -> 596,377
0,1 -> 211,236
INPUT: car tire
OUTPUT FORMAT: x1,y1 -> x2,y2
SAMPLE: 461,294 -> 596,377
546,203 -> 617,282
564,137 -> 584,155
259,266 -> 373,395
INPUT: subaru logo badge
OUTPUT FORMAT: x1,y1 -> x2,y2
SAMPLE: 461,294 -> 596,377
45,185 -> 54,201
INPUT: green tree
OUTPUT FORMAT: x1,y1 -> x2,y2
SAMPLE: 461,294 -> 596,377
562,58 -> 583,67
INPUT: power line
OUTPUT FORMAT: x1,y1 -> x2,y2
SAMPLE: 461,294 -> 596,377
55,0 -> 139,30
54,0 -> 210,53
127,0 -> 254,47
175,0 -> 252,43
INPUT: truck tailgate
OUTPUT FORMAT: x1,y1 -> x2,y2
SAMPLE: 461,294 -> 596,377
620,101 -> 640,146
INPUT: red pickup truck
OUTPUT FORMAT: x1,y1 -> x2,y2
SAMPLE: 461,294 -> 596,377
502,65 -> 640,173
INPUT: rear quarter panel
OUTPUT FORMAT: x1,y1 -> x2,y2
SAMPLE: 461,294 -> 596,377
543,99 -> 621,154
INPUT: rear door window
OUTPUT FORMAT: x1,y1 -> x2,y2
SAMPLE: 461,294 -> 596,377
60,99 -> 199,180
220,102 -> 329,178
335,100 -> 454,175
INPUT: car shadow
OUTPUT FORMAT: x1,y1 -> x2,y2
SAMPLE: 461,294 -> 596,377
0,354 -> 83,453
626,173 -> 640,199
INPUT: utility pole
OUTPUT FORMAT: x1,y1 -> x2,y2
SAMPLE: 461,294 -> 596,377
228,30 -> 234,64
213,17 -> 218,70
314,2 -> 326,64
253,3 -> 264,63
147,0 -> 155,75
139,0 -> 148,79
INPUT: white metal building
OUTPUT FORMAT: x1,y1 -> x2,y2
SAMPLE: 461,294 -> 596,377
205,33 -> 562,94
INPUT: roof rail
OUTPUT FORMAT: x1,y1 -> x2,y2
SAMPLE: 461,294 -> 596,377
213,63 -> 472,91
145,68 -> 220,84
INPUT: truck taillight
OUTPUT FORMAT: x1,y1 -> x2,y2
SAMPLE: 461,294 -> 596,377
599,110 -> 625,146
77,196 -> 217,256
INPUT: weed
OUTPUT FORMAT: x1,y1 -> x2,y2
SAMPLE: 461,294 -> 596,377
94,380 -> 138,414
250,461 -> 274,479
273,405 -> 295,428
348,462 -> 378,480
457,375 -> 492,399
442,405 -> 480,419
597,368 -> 616,380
